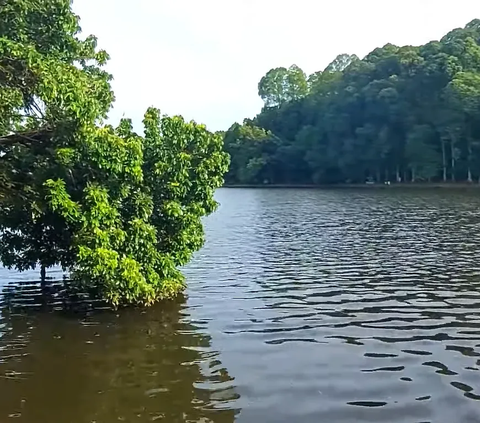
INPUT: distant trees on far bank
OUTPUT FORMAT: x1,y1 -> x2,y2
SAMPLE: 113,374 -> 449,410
224,20 -> 480,186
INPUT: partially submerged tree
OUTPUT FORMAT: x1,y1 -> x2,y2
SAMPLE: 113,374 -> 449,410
0,0 -> 114,275
41,112 -> 229,306
0,0 -> 229,306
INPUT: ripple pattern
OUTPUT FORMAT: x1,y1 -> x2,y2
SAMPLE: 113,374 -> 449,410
182,188 -> 480,423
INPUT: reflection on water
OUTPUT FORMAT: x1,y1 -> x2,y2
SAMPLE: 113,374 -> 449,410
3,188 -> 480,422
0,277 -> 239,422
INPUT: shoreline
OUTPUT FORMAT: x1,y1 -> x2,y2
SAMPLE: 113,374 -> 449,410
223,183 -> 480,189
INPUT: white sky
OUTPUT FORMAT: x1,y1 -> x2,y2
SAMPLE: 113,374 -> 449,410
73,0 -> 480,132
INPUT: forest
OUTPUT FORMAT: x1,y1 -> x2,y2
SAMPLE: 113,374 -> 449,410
224,20 -> 480,185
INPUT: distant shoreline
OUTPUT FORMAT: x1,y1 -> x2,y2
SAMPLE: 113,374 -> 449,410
223,183 -> 480,189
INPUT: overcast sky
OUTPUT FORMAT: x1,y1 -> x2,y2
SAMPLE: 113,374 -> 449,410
72,0 -> 480,132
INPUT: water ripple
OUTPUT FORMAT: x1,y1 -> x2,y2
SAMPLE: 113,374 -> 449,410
182,188 -> 480,422
3,188 -> 480,422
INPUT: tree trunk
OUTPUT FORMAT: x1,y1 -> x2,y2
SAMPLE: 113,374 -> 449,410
396,166 -> 400,183
40,264 -> 48,308
468,141 -> 473,183
411,168 -> 416,183
450,136 -> 456,182
40,264 -> 46,283
441,137 -> 447,182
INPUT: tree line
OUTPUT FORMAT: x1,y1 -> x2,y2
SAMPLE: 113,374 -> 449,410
224,20 -> 480,185
0,0 -> 229,306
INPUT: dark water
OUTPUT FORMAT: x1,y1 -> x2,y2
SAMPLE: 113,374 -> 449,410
2,188 -> 480,422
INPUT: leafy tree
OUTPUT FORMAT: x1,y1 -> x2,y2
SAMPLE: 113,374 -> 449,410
258,65 -> 308,108
405,125 -> 440,181
307,70 -> 342,96
446,71 -> 480,181
224,123 -> 278,184
0,0 -> 229,306
0,0 -> 114,275
325,53 -> 359,73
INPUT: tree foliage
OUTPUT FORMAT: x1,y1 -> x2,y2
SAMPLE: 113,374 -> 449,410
258,65 -> 308,108
0,0 -> 229,306
226,20 -> 480,185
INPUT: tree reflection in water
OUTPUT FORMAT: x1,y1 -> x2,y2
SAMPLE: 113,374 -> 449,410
0,280 -> 240,423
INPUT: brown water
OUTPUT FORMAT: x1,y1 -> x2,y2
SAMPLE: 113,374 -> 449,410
2,188 -> 480,422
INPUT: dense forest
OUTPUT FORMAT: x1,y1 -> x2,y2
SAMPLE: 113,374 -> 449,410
224,19 -> 480,185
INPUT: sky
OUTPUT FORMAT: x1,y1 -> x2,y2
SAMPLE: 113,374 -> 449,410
72,0 -> 480,133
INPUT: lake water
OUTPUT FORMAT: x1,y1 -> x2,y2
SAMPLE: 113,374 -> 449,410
2,188 -> 480,422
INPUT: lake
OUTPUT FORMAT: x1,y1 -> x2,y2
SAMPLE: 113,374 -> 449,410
2,188 -> 480,422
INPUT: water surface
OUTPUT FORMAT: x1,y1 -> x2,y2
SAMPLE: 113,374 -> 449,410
2,188 -> 480,422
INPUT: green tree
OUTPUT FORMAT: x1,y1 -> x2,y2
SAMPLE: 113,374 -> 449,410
258,65 -> 308,108
447,71 -> 480,181
325,53 -> 359,73
0,0 -> 114,275
0,0 -> 229,306
405,125 -> 440,181
223,123 -> 278,184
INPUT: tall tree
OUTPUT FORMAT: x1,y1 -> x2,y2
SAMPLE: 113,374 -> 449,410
258,65 -> 308,108
325,53 -> 359,73
0,0 -> 229,306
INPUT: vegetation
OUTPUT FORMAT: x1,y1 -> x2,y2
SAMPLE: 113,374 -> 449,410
224,20 -> 480,186
0,0 -> 229,306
